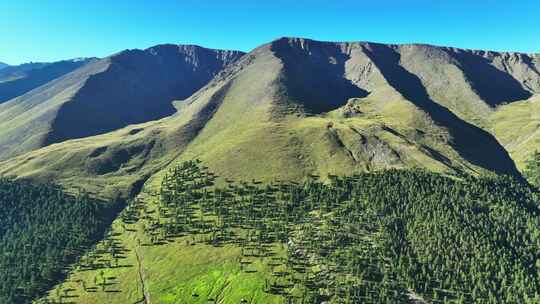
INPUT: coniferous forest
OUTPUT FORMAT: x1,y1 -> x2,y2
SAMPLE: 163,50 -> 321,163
116,160 -> 540,303
0,179 -> 118,303
5,159 -> 540,303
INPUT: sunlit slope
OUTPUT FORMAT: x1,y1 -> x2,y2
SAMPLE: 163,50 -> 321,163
395,45 -> 540,126
0,45 -> 243,161
1,38 -> 529,201
176,38 -> 521,179
0,58 -> 253,198
0,60 -> 109,160
489,94 -> 540,169
37,190 -> 284,304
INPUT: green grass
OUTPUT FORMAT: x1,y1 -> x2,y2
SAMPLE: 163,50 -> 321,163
146,244 -> 282,303
37,185 -> 284,304
489,94 -> 540,170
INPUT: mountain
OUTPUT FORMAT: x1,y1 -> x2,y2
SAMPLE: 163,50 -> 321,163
0,62 -> 54,82
0,45 -> 244,161
0,61 -> 9,70
0,59 -> 93,103
2,38 -> 539,199
2,37 -> 540,303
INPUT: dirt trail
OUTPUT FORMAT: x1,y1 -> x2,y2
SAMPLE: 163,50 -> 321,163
134,248 -> 151,304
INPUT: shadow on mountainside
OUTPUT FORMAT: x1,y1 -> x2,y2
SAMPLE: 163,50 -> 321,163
44,58 -> 178,145
363,44 -> 521,177
44,46 -> 243,146
0,60 -> 90,104
445,50 -> 532,106
271,38 -> 368,114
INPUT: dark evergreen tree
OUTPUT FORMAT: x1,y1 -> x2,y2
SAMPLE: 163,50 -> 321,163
0,179 -> 118,303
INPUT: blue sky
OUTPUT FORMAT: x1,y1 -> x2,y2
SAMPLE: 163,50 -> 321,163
1,0 -> 539,64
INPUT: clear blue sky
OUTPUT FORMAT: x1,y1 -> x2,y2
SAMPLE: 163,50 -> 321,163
1,0 -> 539,64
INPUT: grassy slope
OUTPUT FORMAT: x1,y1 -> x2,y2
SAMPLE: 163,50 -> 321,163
0,46 -> 243,161
396,44 -> 492,127
176,40 -> 490,183
2,38 -> 533,198
489,94 -> 540,170
0,53 -> 257,199
38,187 -> 284,304
0,60 -> 109,160
0,113 -> 191,199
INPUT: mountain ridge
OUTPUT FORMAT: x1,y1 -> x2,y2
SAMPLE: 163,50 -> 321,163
3,37 -> 539,199
0,58 -> 94,103
0,44 -> 244,161
271,36 -> 540,56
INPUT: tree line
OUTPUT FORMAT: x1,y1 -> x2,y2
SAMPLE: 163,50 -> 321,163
0,179 -> 119,303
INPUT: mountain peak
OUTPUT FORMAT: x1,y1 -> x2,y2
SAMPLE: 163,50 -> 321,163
108,44 -> 245,69
269,36 -> 540,57
145,43 -> 243,54
111,43 -> 244,58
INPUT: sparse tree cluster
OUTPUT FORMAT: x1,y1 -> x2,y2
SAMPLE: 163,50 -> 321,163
128,160 -> 540,303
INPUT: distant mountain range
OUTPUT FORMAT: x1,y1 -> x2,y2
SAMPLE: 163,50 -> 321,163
0,61 -> 9,70
0,37 -> 538,198
0,59 -> 93,103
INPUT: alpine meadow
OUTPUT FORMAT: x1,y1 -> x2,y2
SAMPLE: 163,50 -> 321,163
1,2 -> 540,303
